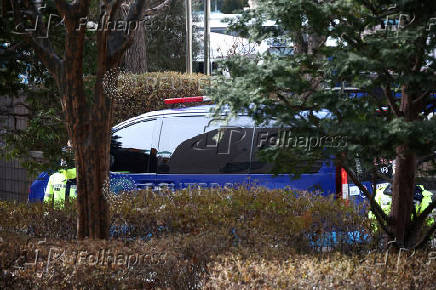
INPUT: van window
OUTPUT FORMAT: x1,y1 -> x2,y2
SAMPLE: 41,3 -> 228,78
111,119 -> 160,173
250,127 -> 323,174
157,116 -> 253,174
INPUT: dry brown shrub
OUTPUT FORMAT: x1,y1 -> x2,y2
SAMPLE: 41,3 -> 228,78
108,187 -> 370,253
3,188 -> 434,288
1,188 -> 370,249
0,235 -> 209,289
205,249 -> 436,289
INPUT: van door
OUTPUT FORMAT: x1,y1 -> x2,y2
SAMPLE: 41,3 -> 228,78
155,114 -> 254,189
249,126 -> 336,194
110,118 -> 162,191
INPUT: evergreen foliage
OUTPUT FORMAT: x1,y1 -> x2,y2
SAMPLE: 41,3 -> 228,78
211,0 -> 436,248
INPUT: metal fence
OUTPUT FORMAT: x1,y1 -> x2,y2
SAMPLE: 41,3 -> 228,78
0,95 -> 34,202
0,159 -> 33,202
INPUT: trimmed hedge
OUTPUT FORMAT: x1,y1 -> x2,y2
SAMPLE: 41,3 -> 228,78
1,188 -> 436,288
109,187 -> 370,252
0,187 -> 370,253
111,72 -> 210,125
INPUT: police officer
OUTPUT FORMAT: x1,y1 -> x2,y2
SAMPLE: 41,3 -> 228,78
44,168 -> 77,208
44,140 -> 77,208
369,183 -> 435,228
415,185 -> 435,221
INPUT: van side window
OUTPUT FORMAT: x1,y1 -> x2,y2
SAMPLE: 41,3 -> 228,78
111,119 -> 160,173
250,127 -> 323,174
157,116 -> 253,174
157,116 -> 209,173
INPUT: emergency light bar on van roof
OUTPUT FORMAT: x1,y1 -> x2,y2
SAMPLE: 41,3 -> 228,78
164,96 -> 211,104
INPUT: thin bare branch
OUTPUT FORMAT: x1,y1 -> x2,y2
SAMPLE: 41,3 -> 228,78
374,170 -> 393,183
414,222 -> 436,249
413,89 -> 431,105
410,199 -> 436,233
276,92 -> 314,111
142,0 -> 172,16
383,85 -> 401,117
276,92 -> 294,109
341,162 -> 394,238
77,0 -> 92,16
412,29 -> 429,72
9,0 -> 64,86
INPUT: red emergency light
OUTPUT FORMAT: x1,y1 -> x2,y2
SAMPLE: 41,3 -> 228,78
341,168 -> 348,199
164,96 -> 211,104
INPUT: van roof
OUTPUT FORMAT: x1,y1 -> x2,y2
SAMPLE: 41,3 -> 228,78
113,104 -> 334,131
113,105 -> 216,130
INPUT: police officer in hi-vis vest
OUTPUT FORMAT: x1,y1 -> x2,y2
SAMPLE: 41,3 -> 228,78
44,168 -> 77,208
44,140 -> 77,208
369,183 -> 435,229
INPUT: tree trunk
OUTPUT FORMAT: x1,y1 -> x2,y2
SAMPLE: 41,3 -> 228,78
120,0 -> 149,73
390,89 -> 418,247
69,54 -> 112,240
9,0 -> 171,240
74,124 -> 110,239
391,145 -> 416,247
122,24 -> 148,73
61,13 -> 113,240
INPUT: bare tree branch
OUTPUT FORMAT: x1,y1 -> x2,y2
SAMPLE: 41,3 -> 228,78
341,161 -> 394,238
142,0 -> 172,16
77,0 -> 91,16
101,0 -> 123,23
31,37 -> 64,77
409,199 -> 436,234
413,89 -> 431,105
374,170 -> 393,183
9,0 -> 64,87
412,29 -> 429,73
383,84 -> 401,117
414,222 -> 436,249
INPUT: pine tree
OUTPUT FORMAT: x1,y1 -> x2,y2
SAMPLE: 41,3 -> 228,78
212,0 -> 436,248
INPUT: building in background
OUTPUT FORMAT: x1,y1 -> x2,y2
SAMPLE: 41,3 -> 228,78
193,11 -> 290,73
248,0 -> 257,9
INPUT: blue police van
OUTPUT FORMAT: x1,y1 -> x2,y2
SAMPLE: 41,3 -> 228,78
28,99 -> 348,202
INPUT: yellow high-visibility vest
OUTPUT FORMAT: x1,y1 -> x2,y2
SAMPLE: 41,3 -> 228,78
44,168 -> 77,207
369,184 -> 434,227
